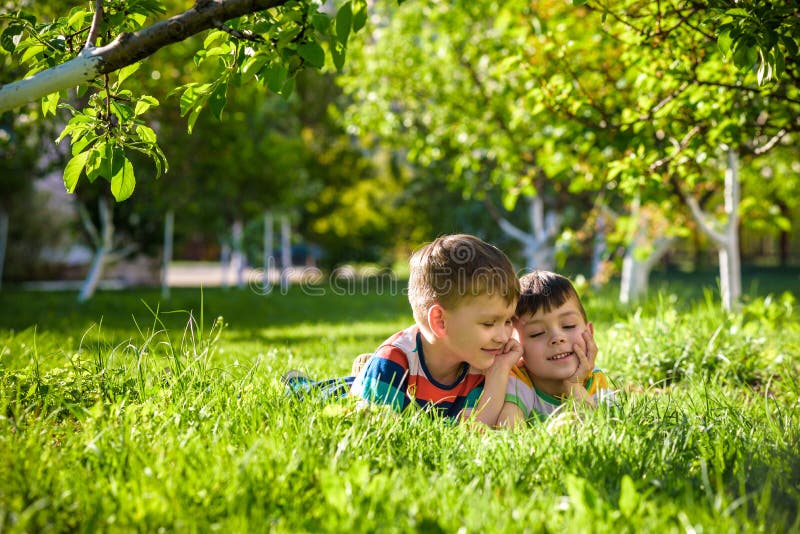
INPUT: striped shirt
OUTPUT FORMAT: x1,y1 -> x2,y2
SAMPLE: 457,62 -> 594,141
350,325 -> 486,419
505,364 -> 614,422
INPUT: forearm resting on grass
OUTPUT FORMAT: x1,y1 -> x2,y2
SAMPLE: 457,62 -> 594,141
467,338 -> 523,427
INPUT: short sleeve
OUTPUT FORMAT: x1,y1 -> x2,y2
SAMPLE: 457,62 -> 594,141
504,368 -> 534,418
350,348 -> 410,412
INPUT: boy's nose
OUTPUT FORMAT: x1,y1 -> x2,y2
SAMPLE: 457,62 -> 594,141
550,331 -> 566,344
494,323 -> 510,343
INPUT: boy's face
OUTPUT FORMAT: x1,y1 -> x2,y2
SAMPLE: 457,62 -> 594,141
515,296 -> 593,385
441,293 -> 515,370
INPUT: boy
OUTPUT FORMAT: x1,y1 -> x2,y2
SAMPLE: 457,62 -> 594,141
496,270 -> 613,428
287,234 -> 522,426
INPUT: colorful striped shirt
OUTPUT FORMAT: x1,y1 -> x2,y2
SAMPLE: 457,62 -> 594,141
505,364 -> 615,422
350,325 -> 486,419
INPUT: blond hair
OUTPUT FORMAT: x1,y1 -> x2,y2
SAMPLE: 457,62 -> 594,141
407,234 -> 519,323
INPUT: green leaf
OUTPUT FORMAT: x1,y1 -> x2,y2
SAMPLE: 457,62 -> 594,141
336,2 -> 352,46
136,125 -> 157,145
732,41 -> 757,69
311,13 -> 331,33
242,54 -> 268,81
1,24 -> 25,53
717,29 -> 733,56
265,64 -> 288,93
205,44 -> 231,58
20,43 -> 46,64
186,107 -> 202,134
203,29 -> 228,50
63,150 -> 90,193
85,143 -> 110,182
298,42 -> 325,69
67,9 -> 87,31
116,62 -> 140,88
134,95 -> 159,116
111,157 -> 136,202
42,92 -> 59,117
352,0 -> 368,33
179,83 -> 211,117
331,42 -> 346,71
279,77 -> 295,99
209,82 -> 228,120
572,0 -> 589,5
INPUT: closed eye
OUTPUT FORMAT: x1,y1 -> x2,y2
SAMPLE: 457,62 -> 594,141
529,332 -> 544,338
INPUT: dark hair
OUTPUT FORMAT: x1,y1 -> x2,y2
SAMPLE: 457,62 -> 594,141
515,270 -> 587,321
408,234 -> 520,322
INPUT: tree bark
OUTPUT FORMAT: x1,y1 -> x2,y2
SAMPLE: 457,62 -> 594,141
619,201 -> 674,304
684,148 -> 742,311
0,0 -> 286,113
494,195 -> 560,271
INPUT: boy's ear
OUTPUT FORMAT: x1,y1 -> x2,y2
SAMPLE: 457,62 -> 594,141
587,321 -> 594,336
428,304 -> 447,338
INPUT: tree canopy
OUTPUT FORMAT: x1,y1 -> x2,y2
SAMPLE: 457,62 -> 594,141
1,0 -> 369,201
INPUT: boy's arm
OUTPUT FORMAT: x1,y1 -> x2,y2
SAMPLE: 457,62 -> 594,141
350,350 -> 409,412
496,401 -> 526,429
464,338 -> 523,427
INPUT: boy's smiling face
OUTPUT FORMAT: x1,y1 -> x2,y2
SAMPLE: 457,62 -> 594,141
515,295 -> 593,393
441,293 -> 516,371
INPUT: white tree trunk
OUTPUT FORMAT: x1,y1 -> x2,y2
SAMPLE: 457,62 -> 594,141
231,218 -> 245,289
161,210 -> 174,299
0,0 -> 288,113
263,212 -> 274,291
496,195 -> 560,271
720,150 -> 742,310
620,238 -> 674,304
619,200 -> 674,304
280,214 -> 292,291
684,148 -> 742,311
0,209 -> 8,290
78,197 -> 114,302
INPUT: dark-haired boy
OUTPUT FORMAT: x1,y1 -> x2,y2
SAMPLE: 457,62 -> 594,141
497,270 -> 614,427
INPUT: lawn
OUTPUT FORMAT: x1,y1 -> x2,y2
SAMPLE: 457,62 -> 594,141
1,269 -> 799,532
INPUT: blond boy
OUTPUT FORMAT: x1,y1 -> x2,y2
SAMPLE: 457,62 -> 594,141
350,234 -> 522,425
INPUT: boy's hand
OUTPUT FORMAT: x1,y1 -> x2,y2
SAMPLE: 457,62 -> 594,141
483,338 -> 522,377
494,337 -> 523,372
565,327 -> 596,387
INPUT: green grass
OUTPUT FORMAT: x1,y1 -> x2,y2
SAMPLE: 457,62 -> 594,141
1,272 -> 799,532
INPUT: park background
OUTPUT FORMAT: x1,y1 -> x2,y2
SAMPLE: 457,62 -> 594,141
1,0 -> 800,532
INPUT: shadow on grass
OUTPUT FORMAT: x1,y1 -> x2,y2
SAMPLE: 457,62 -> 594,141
0,285 -> 411,336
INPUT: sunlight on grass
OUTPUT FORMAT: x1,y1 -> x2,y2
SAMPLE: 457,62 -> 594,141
1,282 -> 799,531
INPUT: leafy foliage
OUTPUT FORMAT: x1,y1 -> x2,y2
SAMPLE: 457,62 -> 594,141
1,0 -> 369,200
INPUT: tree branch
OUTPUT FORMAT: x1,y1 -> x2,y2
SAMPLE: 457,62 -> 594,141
213,19 -> 266,43
85,0 -> 105,50
753,127 -> 790,155
649,125 -> 700,172
0,0 -> 286,113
